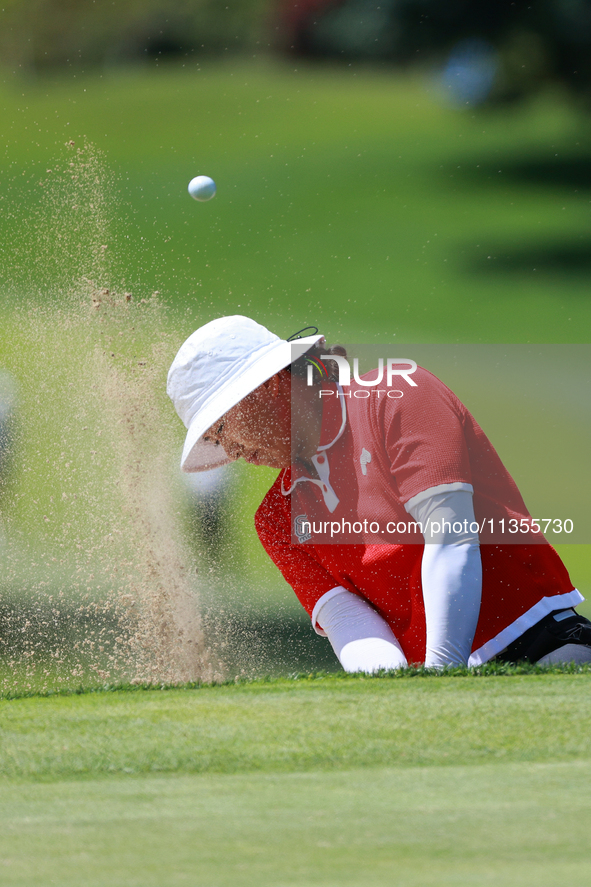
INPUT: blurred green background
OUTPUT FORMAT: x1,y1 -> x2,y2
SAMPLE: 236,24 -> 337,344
0,0 -> 590,683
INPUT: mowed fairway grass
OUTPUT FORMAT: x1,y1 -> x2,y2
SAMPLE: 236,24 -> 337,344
2,671 -> 591,886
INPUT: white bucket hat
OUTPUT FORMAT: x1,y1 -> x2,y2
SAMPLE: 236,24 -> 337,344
167,315 -> 324,472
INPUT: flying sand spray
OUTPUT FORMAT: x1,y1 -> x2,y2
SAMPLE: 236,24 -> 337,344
0,141 -> 211,690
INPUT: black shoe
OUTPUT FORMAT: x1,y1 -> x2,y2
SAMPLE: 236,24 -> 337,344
497,609 -> 591,664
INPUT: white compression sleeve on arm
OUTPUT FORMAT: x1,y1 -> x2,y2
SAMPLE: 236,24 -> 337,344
407,489 -> 482,668
315,589 -> 408,673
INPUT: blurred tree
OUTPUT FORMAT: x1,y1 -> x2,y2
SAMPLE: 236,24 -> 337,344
3,0 -> 591,107
278,0 -> 591,106
0,0 -> 273,73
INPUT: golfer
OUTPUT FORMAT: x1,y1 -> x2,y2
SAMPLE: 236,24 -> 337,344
167,316 -> 591,671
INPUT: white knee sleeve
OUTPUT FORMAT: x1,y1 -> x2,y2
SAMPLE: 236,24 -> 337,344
314,588 -> 408,673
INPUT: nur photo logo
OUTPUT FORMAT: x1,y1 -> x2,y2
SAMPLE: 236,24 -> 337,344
306,355 -> 418,387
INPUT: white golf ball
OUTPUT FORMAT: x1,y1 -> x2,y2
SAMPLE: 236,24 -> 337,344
188,175 -> 216,201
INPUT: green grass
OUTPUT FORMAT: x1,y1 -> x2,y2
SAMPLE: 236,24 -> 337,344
2,670 -> 591,780
2,762 -> 591,886
2,673 -> 591,885
1,60 -> 591,343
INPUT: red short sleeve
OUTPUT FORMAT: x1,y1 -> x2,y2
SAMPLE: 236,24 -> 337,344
381,369 -> 472,503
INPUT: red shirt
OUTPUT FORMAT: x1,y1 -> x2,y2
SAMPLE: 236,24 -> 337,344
255,369 -> 580,664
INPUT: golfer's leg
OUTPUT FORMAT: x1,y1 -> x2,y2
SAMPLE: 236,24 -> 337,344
315,589 -> 407,673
